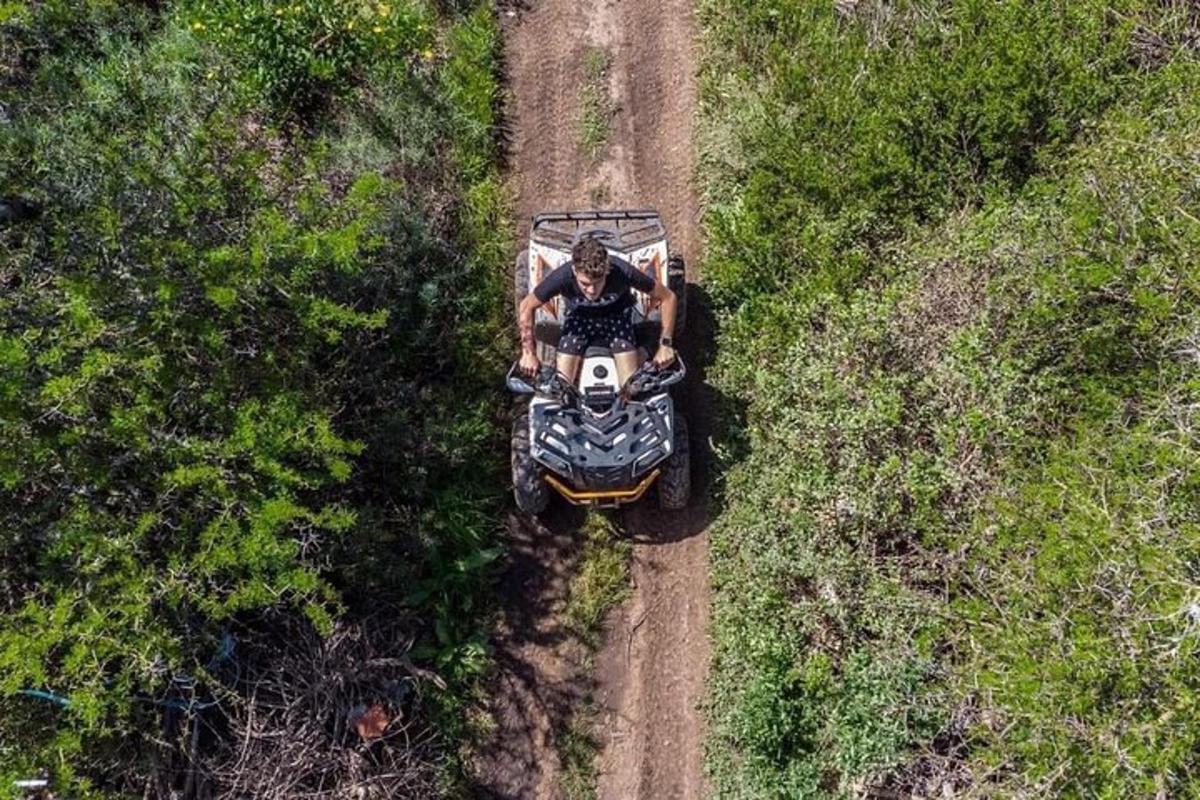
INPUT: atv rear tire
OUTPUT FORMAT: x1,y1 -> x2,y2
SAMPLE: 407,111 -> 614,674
658,414 -> 690,510
515,249 -> 530,314
512,413 -> 549,515
668,251 -> 687,337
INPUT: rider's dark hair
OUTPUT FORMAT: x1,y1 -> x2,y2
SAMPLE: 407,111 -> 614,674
572,238 -> 609,279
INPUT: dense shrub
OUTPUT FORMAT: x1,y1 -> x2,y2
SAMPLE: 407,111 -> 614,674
189,0 -> 434,111
943,73 -> 1200,795
699,0 -> 1200,796
0,1 -> 506,795
698,0 -> 1141,304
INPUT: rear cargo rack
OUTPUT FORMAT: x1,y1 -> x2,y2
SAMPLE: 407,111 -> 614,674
531,209 -> 666,250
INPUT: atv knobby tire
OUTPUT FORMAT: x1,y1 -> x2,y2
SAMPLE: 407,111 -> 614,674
668,252 -> 687,336
515,249 -> 530,313
512,413 -> 550,514
658,413 -> 690,510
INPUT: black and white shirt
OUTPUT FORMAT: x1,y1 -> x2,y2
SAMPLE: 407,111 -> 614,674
533,256 -> 656,317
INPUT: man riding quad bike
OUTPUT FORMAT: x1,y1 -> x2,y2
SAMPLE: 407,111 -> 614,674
508,210 -> 690,513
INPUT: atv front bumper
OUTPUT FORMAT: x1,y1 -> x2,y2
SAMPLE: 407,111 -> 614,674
543,468 -> 661,507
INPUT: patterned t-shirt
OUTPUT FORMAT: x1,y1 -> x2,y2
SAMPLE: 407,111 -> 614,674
532,256 -> 656,317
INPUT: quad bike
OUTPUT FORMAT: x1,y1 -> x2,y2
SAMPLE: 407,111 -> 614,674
508,209 -> 690,513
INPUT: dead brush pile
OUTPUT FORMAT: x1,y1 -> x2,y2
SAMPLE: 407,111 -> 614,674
193,616 -> 443,799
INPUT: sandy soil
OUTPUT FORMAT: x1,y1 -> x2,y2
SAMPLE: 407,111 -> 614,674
470,0 -> 709,797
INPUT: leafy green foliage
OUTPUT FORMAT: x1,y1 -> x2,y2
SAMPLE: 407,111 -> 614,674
699,0 -> 1142,305
699,0 -> 1200,796
1,0 -> 508,794
188,0 -> 435,111
943,74 -> 1200,795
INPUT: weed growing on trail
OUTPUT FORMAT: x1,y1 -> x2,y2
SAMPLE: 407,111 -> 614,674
578,46 -> 613,160
558,702 -> 602,800
546,512 -> 631,799
583,47 -> 608,86
565,513 -> 631,645
588,182 -> 612,207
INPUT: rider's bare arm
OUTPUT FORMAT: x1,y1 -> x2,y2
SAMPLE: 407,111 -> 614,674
518,293 -> 542,374
650,282 -> 677,365
518,293 -> 540,352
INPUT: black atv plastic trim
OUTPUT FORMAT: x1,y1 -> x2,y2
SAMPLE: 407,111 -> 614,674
529,393 -> 675,491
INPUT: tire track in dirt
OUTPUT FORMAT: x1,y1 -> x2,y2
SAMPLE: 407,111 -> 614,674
472,0 -> 708,797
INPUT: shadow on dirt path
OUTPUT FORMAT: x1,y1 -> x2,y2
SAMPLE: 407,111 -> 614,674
471,0 -> 709,796
470,504 -> 593,800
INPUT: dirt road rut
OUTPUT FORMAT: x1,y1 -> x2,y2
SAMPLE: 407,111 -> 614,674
471,0 -> 710,797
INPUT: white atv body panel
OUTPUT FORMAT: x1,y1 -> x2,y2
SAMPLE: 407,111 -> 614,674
525,210 -> 671,328
578,354 -> 620,393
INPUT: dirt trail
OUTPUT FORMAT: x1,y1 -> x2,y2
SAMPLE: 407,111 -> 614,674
470,0 -> 709,797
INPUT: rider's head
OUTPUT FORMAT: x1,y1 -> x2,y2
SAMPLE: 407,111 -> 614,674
572,238 -> 609,300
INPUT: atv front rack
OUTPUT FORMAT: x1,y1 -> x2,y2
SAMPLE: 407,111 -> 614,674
530,209 -> 666,251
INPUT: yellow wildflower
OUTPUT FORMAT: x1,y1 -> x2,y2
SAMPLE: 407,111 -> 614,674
274,7 -> 283,15
421,48 -> 434,61
206,70 -> 216,80
191,20 -> 205,31
373,25 -> 382,33
346,19 -> 355,30
378,3 -> 390,17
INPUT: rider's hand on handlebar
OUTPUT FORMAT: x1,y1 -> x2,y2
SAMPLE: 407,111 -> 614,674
652,344 -> 676,368
519,350 -> 540,377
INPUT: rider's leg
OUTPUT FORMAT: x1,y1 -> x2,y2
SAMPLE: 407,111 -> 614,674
611,307 -> 640,387
614,350 -> 639,387
556,314 -> 587,383
556,352 -> 582,383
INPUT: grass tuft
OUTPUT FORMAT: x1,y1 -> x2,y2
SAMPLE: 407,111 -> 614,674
558,704 -> 601,800
565,512 -> 631,644
578,46 -> 613,161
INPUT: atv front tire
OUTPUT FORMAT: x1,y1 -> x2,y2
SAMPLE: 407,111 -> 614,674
512,414 -> 549,515
658,414 -> 690,510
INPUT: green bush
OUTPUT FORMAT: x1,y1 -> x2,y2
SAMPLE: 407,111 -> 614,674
700,0 -> 1200,795
1,1 -> 508,794
699,0 -> 1141,304
188,0 -> 434,111
943,67 -> 1200,795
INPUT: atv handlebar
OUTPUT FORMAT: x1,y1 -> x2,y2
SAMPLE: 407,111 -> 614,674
506,364 -> 581,406
621,358 -> 685,396
506,358 -> 684,403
